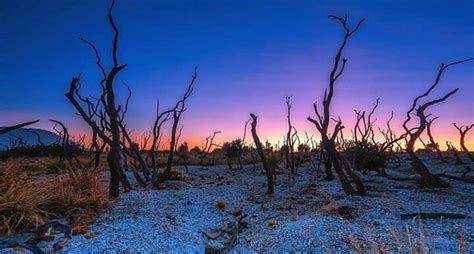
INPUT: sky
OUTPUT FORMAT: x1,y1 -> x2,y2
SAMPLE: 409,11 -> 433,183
1,0 -> 473,150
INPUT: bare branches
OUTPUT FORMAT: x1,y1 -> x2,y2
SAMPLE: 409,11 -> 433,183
108,0 -> 120,67
156,69 -> 197,184
401,58 -> 473,188
453,123 -> 474,161
307,14 -> 366,195
403,58 -> 473,134
199,130 -> 221,165
0,120 -> 39,136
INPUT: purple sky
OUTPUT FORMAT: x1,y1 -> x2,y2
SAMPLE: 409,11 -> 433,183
1,0 -> 473,149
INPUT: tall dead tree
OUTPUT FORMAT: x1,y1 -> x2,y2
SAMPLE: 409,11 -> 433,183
249,113 -> 274,194
453,123 -> 474,162
150,100 -> 173,179
65,0 -> 130,198
307,15 -> 366,195
155,69 -> 196,184
402,58 -> 473,188
285,96 -> 296,175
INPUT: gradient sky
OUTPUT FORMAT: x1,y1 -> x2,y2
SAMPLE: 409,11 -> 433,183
1,0 -> 473,149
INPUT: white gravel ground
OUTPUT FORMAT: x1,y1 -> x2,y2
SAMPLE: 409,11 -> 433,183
53,154 -> 474,253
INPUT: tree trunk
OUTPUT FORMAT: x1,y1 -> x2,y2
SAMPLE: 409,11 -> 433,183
407,150 -> 449,188
107,147 -> 124,198
250,114 -> 274,194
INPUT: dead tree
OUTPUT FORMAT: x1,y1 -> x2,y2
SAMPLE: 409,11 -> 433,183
425,117 -> 448,162
65,0 -> 131,198
150,100 -> 173,180
446,141 -> 465,165
453,123 -> 474,162
237,119 -> 251,169
199,130 -> 221,165
0,120 -> 39,136
402,58 -> 473,188
177,142 -> 190,172
285,96 -> 296,175
353,98 -> 379,144
249,113 -> 274,194
49,119 -> 85,172
307,15 -> 366,195
156,69 -> 196,184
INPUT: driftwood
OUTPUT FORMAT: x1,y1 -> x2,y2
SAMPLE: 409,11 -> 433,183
0,210 -> 76,254
434,173 -> 474,184
401,213 -> 470,220
204,214 -> 248,254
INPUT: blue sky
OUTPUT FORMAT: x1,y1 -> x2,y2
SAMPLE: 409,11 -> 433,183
1,0 -> 473,147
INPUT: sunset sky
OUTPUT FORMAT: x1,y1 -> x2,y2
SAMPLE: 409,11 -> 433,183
1,0 -> 473,149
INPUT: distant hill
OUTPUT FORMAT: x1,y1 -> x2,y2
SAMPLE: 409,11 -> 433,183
0,128 -> 60,149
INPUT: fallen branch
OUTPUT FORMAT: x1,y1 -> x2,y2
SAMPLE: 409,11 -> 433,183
400,213 -> 470,220
0,210 -> 76,253
204,214 -> 247,254
434,173 -> 474,184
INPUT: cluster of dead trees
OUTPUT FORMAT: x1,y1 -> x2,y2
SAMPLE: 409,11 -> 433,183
3,5 -> 472,200
245,15 -> 473,195
62,0 -> 197,198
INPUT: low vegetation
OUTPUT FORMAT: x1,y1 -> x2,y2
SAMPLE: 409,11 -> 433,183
0,162 -> 108,235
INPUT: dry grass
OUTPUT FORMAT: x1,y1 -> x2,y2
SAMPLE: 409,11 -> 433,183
266,219 -> 278,228
0,165 -> 108,234
0,156 -> 109,176
348,222 -> 469,254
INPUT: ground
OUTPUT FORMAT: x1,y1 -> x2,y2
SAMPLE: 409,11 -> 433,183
54,154 -> 474,253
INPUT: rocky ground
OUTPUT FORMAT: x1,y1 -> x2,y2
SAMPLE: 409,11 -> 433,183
4,154 -> 474,253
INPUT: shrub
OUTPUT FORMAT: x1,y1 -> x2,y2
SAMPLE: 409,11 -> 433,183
344,141 -> 387,174
215,200 -> 226,210
0,166 -> 108,234
0,144 -> 85,160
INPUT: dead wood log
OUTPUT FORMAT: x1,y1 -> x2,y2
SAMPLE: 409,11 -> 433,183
400,213 -> 470,220
434,173 -> 474,184
0,210 -> 76,254
204,215 -> 247,254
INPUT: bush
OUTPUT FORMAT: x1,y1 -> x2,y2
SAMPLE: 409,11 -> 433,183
344,141 -> 387,174
0,144 -> 85,160
0,166 -> 108,234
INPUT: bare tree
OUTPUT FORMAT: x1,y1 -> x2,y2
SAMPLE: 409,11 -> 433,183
453,123 -> 474,162
199,130 -> 221,165
402,58 -> 473,188
0,120 -> 39,136
353,98 -> 379,143
446,141 -> 465,165
285,96 -> 296,175
307,15 -> 366,195
237,119 -> 251,169
249,113 -> 274,194
65,0 -> 130,198
49,119 -> 85,172
156,69 -> 196,184
424,117 -> 448,162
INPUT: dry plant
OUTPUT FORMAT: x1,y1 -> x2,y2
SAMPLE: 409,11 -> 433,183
0,166 -> 108,234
